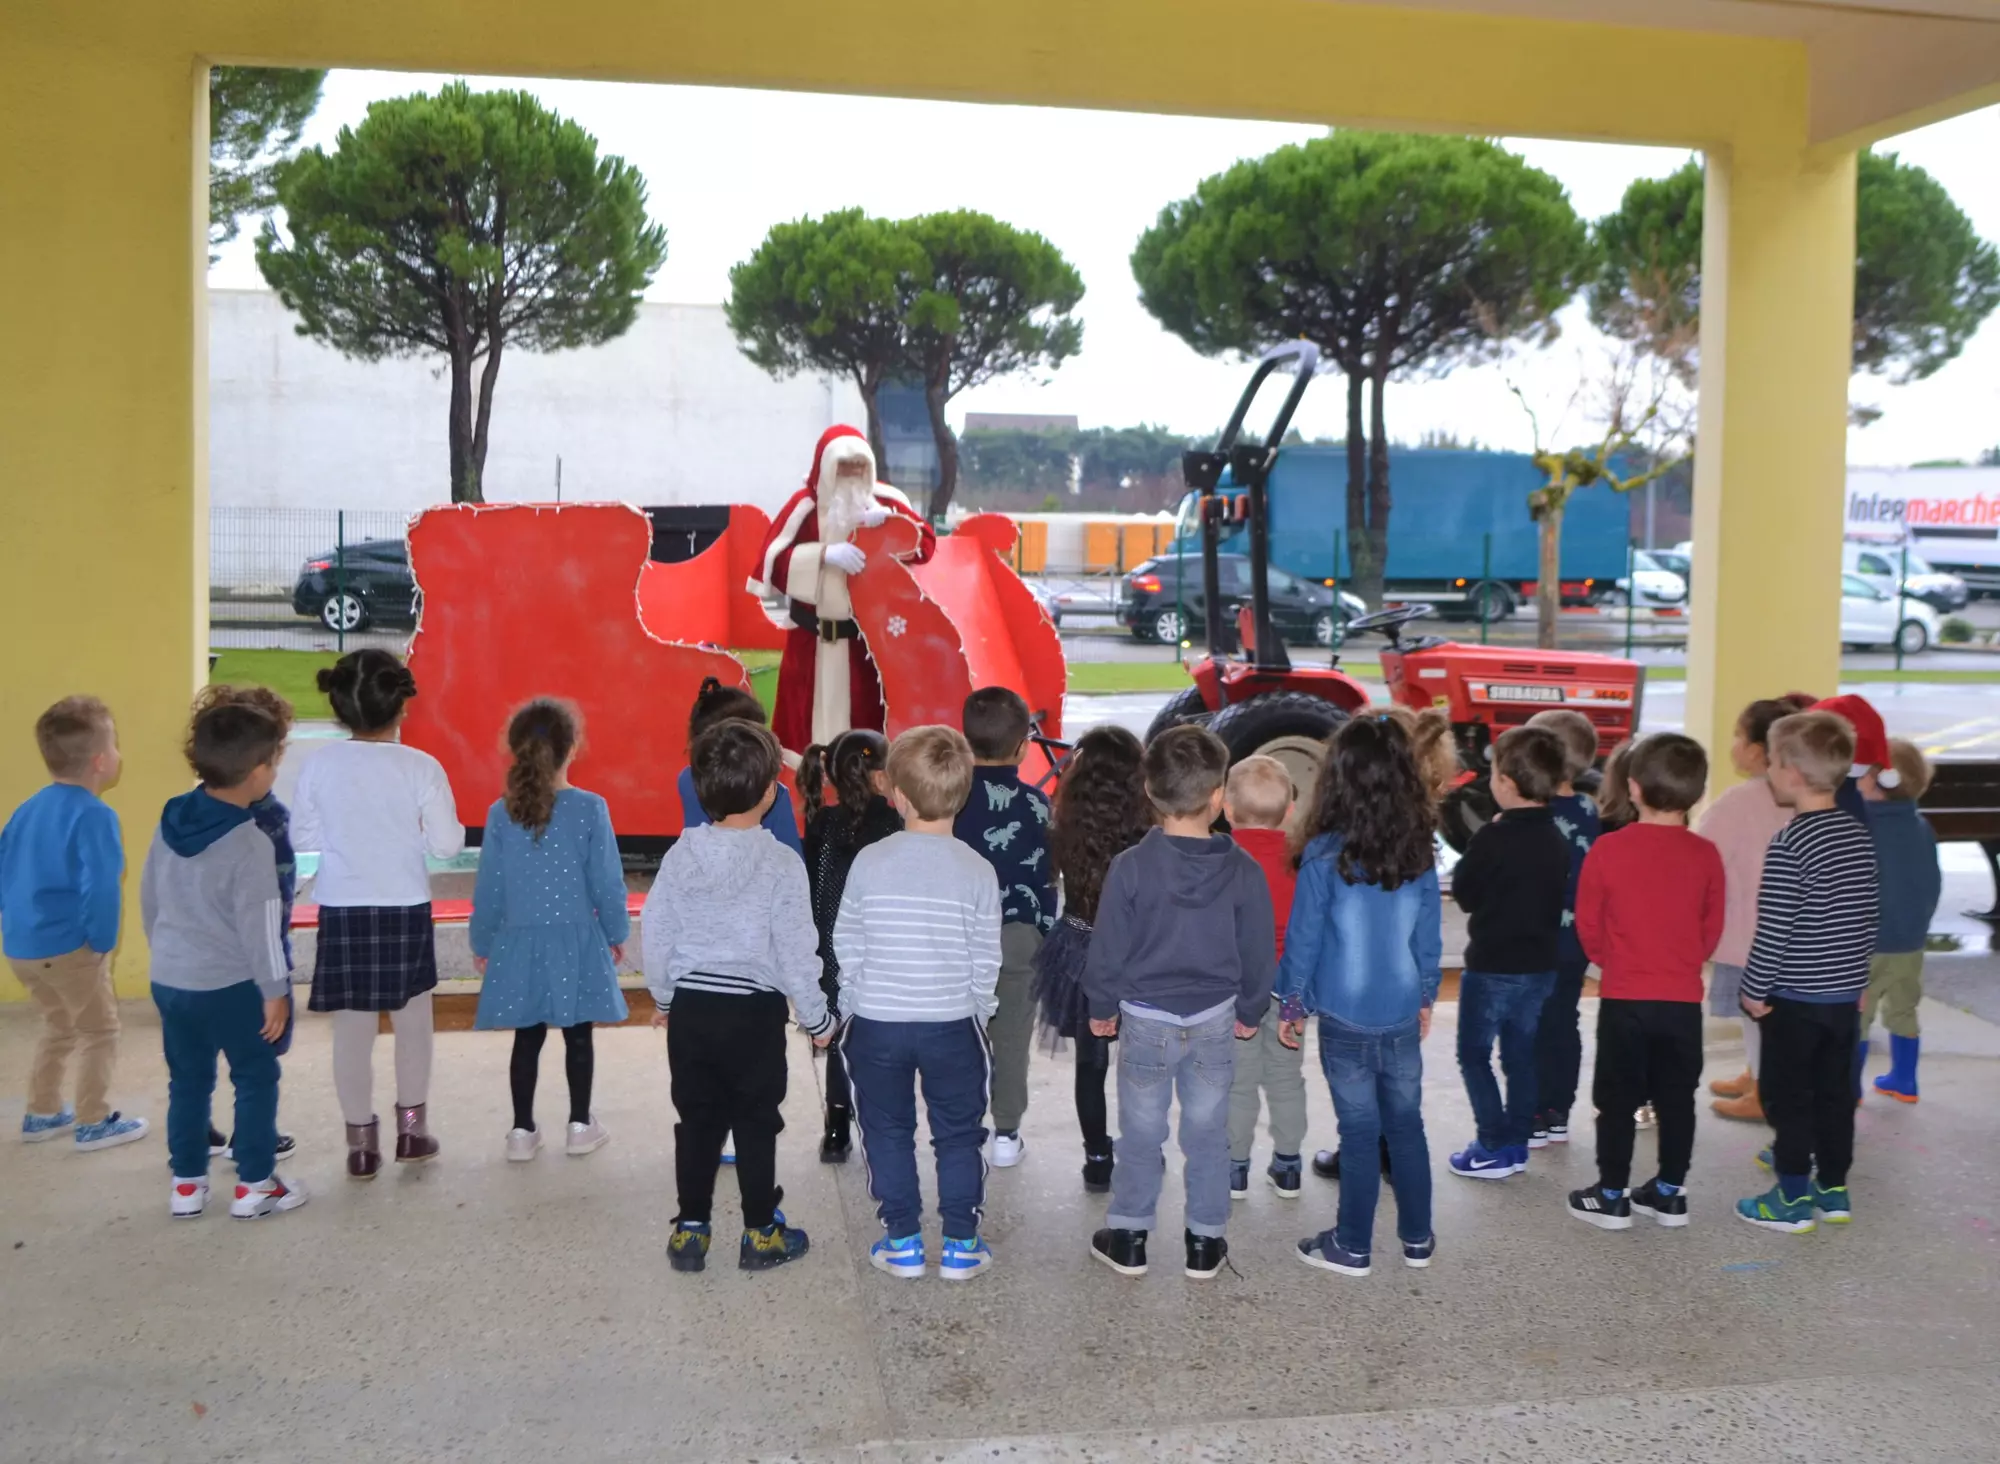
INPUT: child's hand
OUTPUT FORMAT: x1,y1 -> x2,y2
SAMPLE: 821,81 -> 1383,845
811,1031 -> 833,1050
1089,1016 -> 1118,1039
260,997 -> 288,1043
1277,1019 -> 1304,1050
472,956 -> 488,977
610,943 -> 626,966
650,1009 -> 668,1029
1741,997 -> 1771,1020
1233,1020 -> 1259,1041
1419,1005 -> 1433,1040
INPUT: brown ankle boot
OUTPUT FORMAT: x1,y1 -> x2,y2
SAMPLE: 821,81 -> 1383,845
1712,1090 -> 1765,1123
346,1119 -> 382,1180
395,1103 -> 440,1164
1709,1068 -> 1754,1099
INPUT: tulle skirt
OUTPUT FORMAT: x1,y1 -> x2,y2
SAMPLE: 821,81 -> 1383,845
1031,913 -> 1099,1047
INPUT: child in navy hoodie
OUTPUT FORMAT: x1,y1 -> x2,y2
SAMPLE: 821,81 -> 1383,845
1858,738 -> 1941,1103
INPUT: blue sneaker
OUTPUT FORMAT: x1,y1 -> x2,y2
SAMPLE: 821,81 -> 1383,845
1811,1183 -> 1853,1225
74,1111 -> 148,1152
21,1107 -> 75,1143
1297,1231 -> 1371,1276
739,1221 -> 809,1270
1229,1159 -> 1251,1200
1755,1147 -> 1774,1172
1508,1143 -> 1531,1173
1449,1140 -> 1517,1180
870,1232 -> 927,1279
1736,1183 -> 1816,1234
1401,1235 -> 1437,1269
1266,1159 -> 1303,1198
939,1235 -> 993,1281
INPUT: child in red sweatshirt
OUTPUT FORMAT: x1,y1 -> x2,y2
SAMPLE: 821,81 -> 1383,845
1568,733 -> 1725,1231
1222,756 -> 1304,1199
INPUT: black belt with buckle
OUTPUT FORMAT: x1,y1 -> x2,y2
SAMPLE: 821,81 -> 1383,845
790,602 -> 860,642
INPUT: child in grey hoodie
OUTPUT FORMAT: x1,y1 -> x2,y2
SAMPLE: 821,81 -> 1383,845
141,694 -> 304,1221
644,719 -> 831,1274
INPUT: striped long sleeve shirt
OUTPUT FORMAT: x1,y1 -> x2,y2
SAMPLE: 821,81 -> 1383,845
1741,807 -> 1879,1005
833,831 -> 1002,1023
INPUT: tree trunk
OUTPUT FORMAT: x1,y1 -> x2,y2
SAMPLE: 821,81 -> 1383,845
447,344 -> 479,504
1342,369 -> 1384,609
1355,368 -> 1394,612
468,337 -> 503,504
857,375 -> 891,484
1536,493 -> 1565,650
922,377 -> 958,522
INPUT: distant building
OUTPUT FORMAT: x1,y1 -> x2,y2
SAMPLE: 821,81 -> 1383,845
208,288 -> 865,517
964,412 -> 1079,434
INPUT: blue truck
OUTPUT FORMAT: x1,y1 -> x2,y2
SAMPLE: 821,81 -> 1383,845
1168,445 -> 1633,619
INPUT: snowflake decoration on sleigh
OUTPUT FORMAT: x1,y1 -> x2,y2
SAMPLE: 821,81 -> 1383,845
885,615 -> 908,638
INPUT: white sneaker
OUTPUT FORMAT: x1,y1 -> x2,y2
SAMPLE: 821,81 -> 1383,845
229,1171 -> 308,1219
991,1132 -> 1025,1168
170,1176 -> 210,1219
505,1127 -> 542,1162
566,1117 -> 610,1157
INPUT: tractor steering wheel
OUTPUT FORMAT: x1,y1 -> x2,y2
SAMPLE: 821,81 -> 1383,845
1345,603 -> 1438,636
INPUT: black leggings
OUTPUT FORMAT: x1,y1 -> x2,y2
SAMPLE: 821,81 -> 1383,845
823,1039 -> 851,1113
1074,1033 -> 1112,1156
510,1023 -> 594,1131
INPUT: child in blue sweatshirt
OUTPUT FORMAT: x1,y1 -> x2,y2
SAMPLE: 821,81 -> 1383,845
1858,738 -> 1941,1103
1277,715 -> 1442,1278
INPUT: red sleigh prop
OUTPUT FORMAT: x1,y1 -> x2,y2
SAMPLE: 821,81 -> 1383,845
399,502 -> 1065,840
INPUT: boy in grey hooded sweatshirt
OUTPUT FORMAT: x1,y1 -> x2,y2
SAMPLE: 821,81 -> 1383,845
644,720 -> 831,1274
141,696 -> 303,1221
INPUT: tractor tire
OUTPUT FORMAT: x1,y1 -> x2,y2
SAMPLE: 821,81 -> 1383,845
1144,687 -> 1213,743
1440,774 -> 1499,854
1204,692 -> 1352,805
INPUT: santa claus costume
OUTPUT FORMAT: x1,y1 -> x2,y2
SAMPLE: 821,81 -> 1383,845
754,426 -> 936,756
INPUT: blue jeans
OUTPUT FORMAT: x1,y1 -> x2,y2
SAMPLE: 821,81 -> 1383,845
1456,969 -> 1554,1150
843,1015 -> 991,1239
1107,1008 -> 1236,1238
1319,1015 -> 1432,1253
152,981 -> 281,1183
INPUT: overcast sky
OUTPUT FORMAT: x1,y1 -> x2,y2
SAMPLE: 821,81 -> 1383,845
209,72 -> 2000,466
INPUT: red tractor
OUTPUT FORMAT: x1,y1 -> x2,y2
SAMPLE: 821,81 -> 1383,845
1144,343 -> 1644,849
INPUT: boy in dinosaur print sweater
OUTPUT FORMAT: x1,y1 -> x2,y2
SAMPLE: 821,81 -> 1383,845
953,689 -> 1055,1167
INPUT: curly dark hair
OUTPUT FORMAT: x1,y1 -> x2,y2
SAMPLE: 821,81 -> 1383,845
1292,715 -> 1436,890
1049,726 -> 1153,924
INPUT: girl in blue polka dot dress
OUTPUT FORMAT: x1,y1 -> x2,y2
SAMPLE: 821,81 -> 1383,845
470,700 -> 630,1162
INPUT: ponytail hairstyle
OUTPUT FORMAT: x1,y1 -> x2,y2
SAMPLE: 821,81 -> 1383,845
1292,714 -> 1436,889
1049,725 -> 1152,925
317,648 -> 418,735
505,699 -> 579,840
800,729 -> 889,835
1596,738 -> 1638,832
688,675 -> 766,743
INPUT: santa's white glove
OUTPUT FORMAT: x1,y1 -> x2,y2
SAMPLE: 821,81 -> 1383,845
823,543 -> 867,575
858,505 -> 890,529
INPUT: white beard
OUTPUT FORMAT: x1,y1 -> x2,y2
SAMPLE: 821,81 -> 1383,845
818,474 -> 875,547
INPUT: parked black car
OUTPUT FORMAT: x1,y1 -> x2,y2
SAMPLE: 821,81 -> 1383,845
291,538 -> 419,632
1119,552 -> 1364,647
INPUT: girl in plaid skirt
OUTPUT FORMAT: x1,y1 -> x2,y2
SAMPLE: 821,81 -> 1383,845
293,651 -> 463,1179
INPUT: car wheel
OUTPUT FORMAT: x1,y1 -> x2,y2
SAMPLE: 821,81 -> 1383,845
1152,607 -> 1187,645
1896,619 -> 1929,656
1204,692 -> 1352,806
1144,687 -> 1213,743
1597,587 -> 1628,609
1311,610 -> 1346,649
1471,581 -> 1516,622
1440,775 -> 1499,855
320,592 -> 370,633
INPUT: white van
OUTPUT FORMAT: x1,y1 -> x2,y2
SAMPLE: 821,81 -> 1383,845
1842,538 -> 1969,612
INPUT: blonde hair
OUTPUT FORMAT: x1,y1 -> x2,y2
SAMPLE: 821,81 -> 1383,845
1382,706 -> 1458,805
1225,755 -> 1292,829
1527,708 -> 1598,782
1767,711 -> 1855,794
35,696 -> 115,780
887,725 -> 975,821
1883,737 -> 1931,802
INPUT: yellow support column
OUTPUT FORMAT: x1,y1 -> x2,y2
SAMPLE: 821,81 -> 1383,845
1686,142 -> 1857,779
0,35 -> 207,996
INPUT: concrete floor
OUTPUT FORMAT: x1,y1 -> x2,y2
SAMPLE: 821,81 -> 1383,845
4,999 -> 1997,1463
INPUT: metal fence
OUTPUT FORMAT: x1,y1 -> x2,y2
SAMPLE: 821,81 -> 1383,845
209,507 -> 414,652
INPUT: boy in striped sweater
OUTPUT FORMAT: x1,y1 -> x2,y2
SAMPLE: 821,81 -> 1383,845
836,726 -> 1003,1281
1736,711 -> 1880,1234
646,720 -> 833,1274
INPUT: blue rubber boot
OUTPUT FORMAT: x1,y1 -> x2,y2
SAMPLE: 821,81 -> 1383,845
1873,1034 -> 1920,1103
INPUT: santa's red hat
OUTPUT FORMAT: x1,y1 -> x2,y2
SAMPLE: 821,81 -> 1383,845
806,425 -> 876,495
1810,693 -> 1898,787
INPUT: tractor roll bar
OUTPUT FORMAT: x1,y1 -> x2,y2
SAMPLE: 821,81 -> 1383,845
1180,341 -> 1321,664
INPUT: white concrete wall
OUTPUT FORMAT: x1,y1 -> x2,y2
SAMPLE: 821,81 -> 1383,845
208,288 -> 863,517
